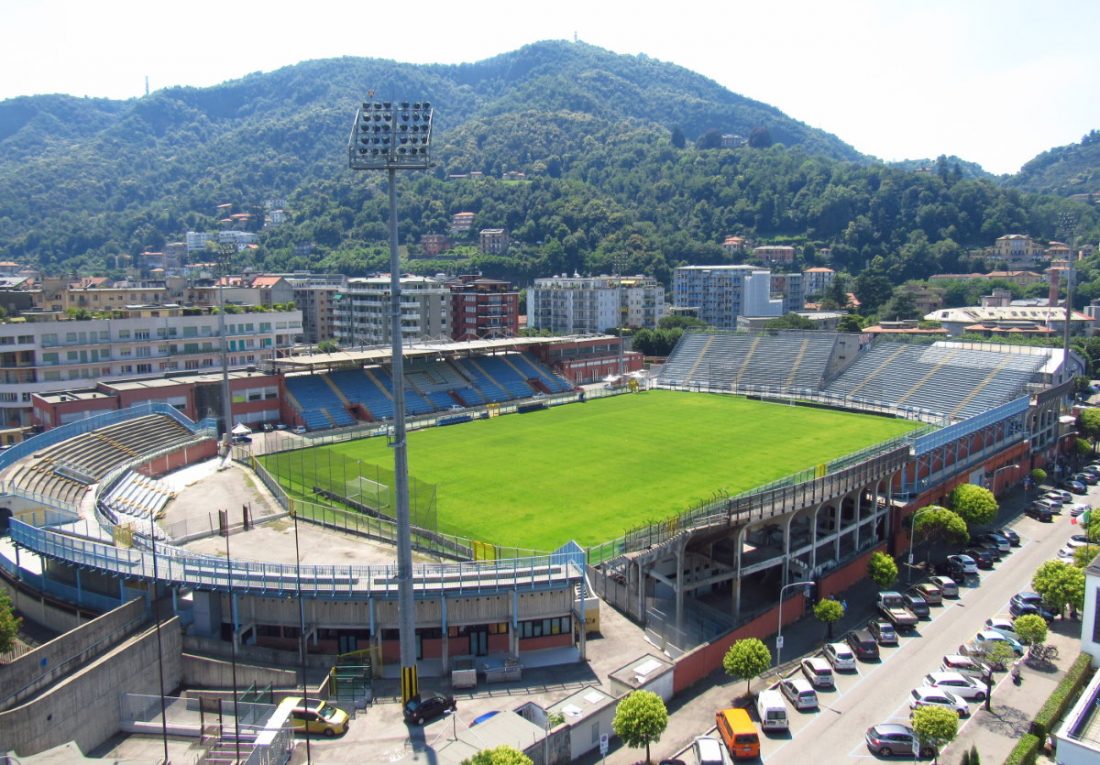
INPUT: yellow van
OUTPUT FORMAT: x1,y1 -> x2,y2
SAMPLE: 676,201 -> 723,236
277,696 -> 349,737
715,707 -> 760,760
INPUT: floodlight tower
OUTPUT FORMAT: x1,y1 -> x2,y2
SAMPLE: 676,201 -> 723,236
348,99 -> 433,705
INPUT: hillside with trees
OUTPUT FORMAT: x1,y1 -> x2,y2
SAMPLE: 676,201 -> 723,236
0,40 -> 1097,295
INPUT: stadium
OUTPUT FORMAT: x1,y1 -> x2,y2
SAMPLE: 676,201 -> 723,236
0,329 -> 1079,756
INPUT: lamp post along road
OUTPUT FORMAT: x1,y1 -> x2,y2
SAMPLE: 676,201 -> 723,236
776,580 -> 814,668
906,506 -> 940,584
349,99 -> 433,706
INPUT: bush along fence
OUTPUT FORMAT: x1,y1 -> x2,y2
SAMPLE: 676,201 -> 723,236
1003,652 -> 1095,765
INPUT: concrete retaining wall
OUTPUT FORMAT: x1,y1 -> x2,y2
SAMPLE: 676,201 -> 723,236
0,598 -> 146,711
0,617 -> 183,757
0,576 -> 91,635
182,652 -> 299,689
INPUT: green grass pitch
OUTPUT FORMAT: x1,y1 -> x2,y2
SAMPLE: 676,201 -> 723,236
273,390 -> 923,550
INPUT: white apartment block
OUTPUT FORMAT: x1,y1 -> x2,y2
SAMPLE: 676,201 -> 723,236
333,276 -> 451,347
0,308 -> 303,428
527,275 -> 666,335
673,265 -> 782,329
185,232 -> 211,253
803,267 -> 836,297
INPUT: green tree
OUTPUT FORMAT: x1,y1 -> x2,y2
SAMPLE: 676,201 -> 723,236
867,551 -> 898,590
462,746 -> 533,765
764,312 -> 815,330
813,598 -> 845,641
837,314 -> 864,333
912,506 -> 969,563
0,590 -> 20,653
948,484 -> 998,527
611,690 -> 668,765
1013,614 -> 1048,647
722,638 -> 772,697
1031,560 -> 1086,617
1030,468 -> 1047,485
316,340 -> 339,353
911,705 -> 958,764
1078,408 -> 1100,452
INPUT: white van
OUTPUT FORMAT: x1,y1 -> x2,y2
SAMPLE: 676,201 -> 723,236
756,689 -> 789,732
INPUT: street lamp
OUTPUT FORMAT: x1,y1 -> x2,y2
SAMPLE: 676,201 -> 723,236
776,580 -> 815,668
348,99 -> 433,706
989,463 -> 1019,496
906,506 -> 940,584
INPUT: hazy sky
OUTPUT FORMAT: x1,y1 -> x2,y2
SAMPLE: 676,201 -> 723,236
4,0 -> 1098,175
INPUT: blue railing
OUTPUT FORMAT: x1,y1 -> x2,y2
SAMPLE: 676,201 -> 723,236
8,519 -> 582,600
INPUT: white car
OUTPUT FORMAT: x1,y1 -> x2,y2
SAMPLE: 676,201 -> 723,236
973,629 -> 1023,655
922,671 -> 987,701
984,616 -> 1020,642
909,686 -> 970,717
779,677 -> 819,710
800,657 -> 835,689
822,642 -> 857,672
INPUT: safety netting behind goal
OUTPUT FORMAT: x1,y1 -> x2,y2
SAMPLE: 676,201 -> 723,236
261,447 -> 438,532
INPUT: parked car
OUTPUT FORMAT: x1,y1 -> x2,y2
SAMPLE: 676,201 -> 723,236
1082,463 -> 1100,476
929,575 -> 960,598
1032,498 -> 1062,515
868,619 -> 898,646
294,425 -> 307,434
1071,534 -> 1097,546
823,642 -> 857,671
1073,471 -> 1099,485
1063,479 -> 1088,495
1025,503 -> 1054,522
845,628 -> 880,661
779,677 -> 819,711
972,629 -> 1024,656
911,581 -> 943,605
984,616 -> 1020,642
902,590 -> 930,618
963,547 -> 996,569
922,671 -> 987,701
1045,489 -> 1073,504
282,697 -> 350,737
945,554 -> 978,577
1009,591 -> 1056,621
974,532 -> 1010,555
1069,503 -> 1092,518
909,686 -> 970,717
800,657 -> 835,689
941,654 -> 990,681
865,723 -> 935,758
403,692 -> 456,725
993,528 -> 1021,547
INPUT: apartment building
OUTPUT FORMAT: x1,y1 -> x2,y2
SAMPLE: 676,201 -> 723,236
752,245 -> 796,266
333,276 -> 450,347
479,228 -> 510,255
802,267 -> 836,296
673,265 -> 781,329
447,276 -> 520,340
0,306 -> 302,428
281,273 -> 345,345
527,275 -> 666,335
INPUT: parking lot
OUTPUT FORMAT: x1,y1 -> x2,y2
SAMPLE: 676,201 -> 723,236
649,481 -> 1088,765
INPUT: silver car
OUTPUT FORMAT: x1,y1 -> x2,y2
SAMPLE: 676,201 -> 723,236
779,677 -> 819,710
923,671 -> 987,701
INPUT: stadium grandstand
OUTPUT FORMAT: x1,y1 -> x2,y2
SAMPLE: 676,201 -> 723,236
0,327 -> 1082,758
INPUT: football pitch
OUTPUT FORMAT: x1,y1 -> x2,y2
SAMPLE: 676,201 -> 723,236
266,390 -> 923,550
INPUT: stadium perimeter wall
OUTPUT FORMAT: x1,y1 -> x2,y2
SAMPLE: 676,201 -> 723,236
671,544 -> 884,694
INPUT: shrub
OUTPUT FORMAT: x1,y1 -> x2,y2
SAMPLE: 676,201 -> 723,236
1030,652 -> 1094,740
1002,734 -> 1040,765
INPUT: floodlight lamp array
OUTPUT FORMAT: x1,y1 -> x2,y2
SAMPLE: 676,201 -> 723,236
349,100 -> 433,169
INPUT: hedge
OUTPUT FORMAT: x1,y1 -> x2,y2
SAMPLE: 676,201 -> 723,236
1002,734 -> 1040,765
1029,652 -> 1095,741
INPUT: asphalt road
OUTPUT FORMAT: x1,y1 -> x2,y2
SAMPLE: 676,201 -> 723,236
757,502 -> 1079,763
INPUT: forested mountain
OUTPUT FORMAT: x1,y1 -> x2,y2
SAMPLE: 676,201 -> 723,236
1005,130 -> 1100,198
0,39 -> 1097,298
